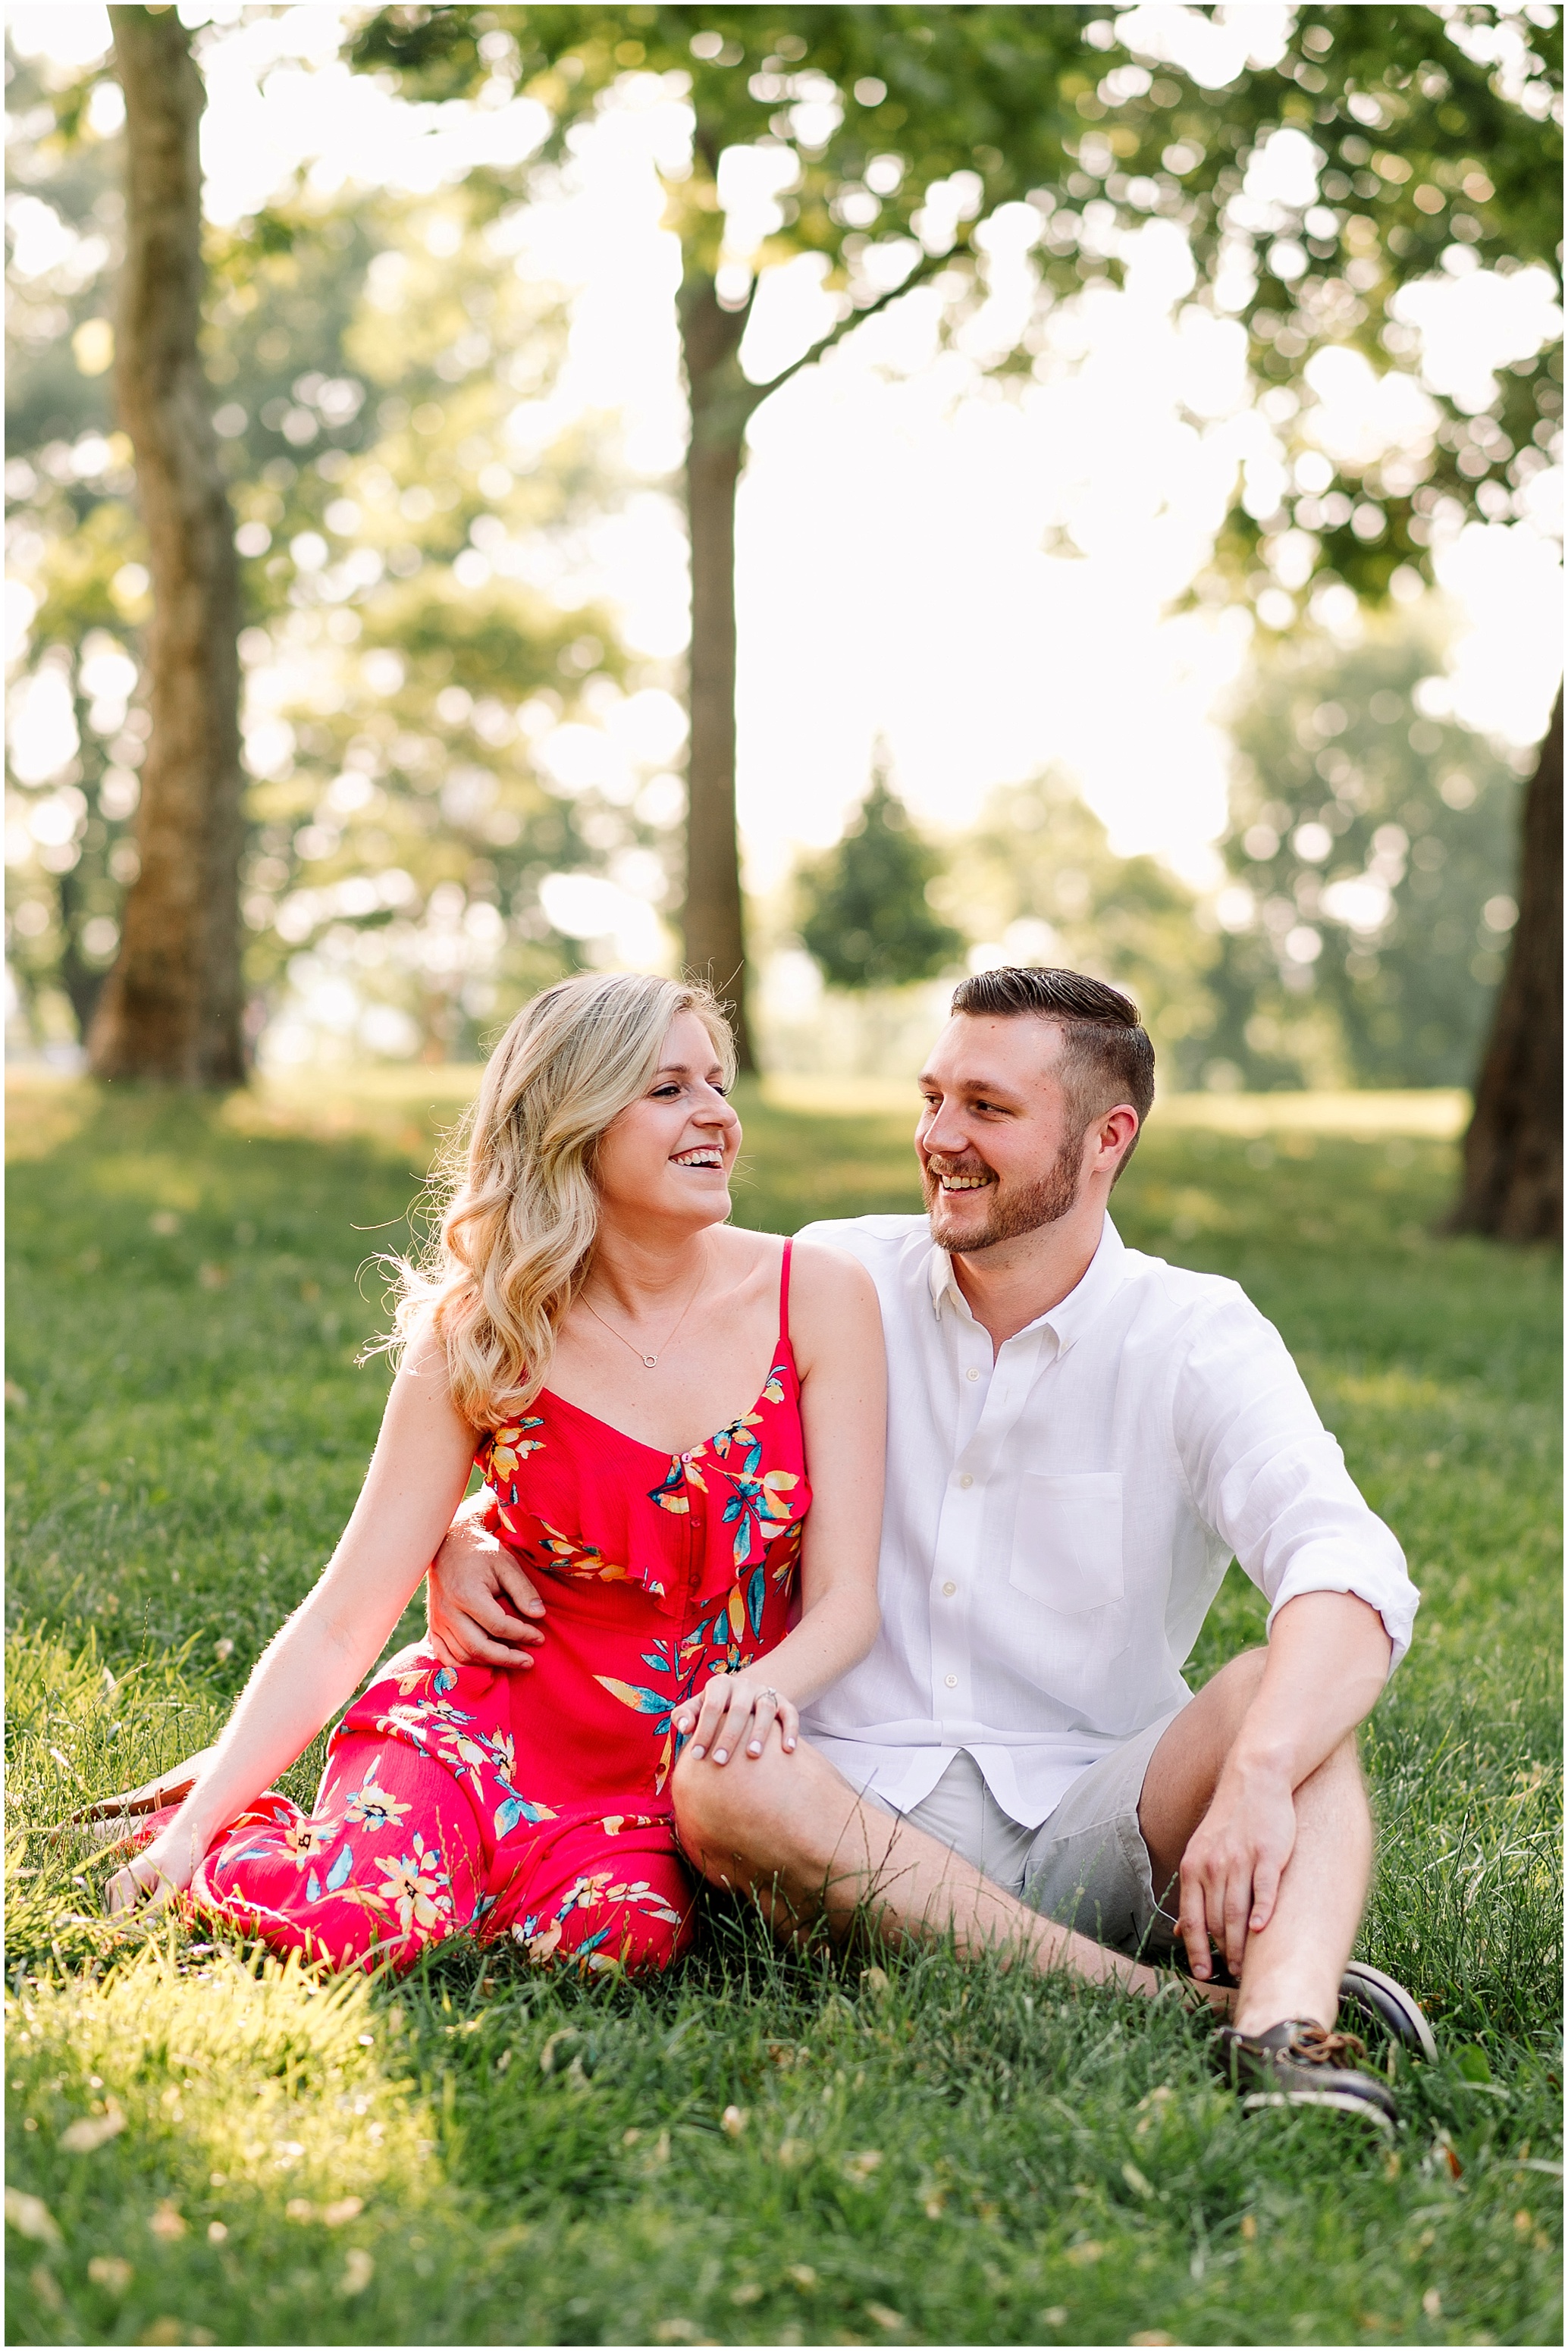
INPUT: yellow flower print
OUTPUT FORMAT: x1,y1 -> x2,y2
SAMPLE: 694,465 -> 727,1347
489,1418 -> 544,1479
756,1468 -> 801,1528
343,1776 -> 411,1833
282,1817 -> 337,1866
374,1834 -> 453,1936
538,1522 -> 630,1580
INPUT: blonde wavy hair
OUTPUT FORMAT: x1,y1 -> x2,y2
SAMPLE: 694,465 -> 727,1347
393,972 -> 736,1428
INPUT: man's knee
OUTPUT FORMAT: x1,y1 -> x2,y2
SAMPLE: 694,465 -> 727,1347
670,1744 -> 764,1878
671,1743 -> 820,1889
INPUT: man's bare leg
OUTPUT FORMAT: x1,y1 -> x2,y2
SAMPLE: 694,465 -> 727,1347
670,1738 -> 1225,2008
1137,1647 -> 1372,2034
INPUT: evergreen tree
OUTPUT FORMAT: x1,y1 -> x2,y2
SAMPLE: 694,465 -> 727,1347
797,762 -> 962,991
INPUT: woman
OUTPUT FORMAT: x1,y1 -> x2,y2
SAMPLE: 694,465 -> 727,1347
106,973 -> 886,1973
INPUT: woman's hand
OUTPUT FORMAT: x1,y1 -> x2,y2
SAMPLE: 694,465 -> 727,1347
675,1671 -> 798,1766
104,1826 -> 201,1920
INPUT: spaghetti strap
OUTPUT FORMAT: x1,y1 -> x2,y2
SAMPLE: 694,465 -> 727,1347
778,1235 -> 793,1339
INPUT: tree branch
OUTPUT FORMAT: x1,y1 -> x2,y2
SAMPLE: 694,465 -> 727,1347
741,237 -> 970,422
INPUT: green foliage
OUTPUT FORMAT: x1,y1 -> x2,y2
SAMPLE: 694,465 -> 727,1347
4,108 -> 675,1059
5,1073 -> 1561,2343
939,773 -> 1219,1089
1203,618 -> 1523,1090
352,6 -> 1562,595
797,769 -> 963,989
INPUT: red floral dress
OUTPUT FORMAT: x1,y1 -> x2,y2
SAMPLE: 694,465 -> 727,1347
187,1243 -> 808,1973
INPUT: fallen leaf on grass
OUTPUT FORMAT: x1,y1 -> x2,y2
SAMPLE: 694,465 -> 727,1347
843,2149 -> 883,2182
148,2202 -> 187,2241
1422,2290 -> 1443,2318
323,2197 -> 364,2226
1065,2240 -> 1105,2266
5,2190 -> 62,2245
1131,2334 -> 1175,2346
285,2199 -> 316,2223
720,2105 -> 747,2137
213,1639 -> 234,1663
866,2302 -> 904,2331
206,2222 -> 227,2244
860,1965 -> 890,1998
61,2100 -> 126,2152
88,2256 -> 134,2293
776,2137 -> 810,2168
730,2282 -> 763,2305
787,2265 -> 817,2289
1040,2312 -> 1068,2330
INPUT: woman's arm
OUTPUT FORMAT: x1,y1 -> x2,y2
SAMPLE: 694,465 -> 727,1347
676,1240 -> 886,1766
106,1324 -> 476,1913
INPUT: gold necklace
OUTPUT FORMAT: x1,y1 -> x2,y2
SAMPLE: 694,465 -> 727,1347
579,1247 -> 710,1371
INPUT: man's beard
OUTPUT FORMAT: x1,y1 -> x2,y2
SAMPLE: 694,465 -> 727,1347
924,1133 -> 1083,1254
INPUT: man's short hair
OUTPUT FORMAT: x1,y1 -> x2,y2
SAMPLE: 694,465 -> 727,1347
949,966 -> 1155,1176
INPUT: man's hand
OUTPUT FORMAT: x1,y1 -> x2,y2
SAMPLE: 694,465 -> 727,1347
1177,1756 -> 1298,1982
427,1494 -> 546,1670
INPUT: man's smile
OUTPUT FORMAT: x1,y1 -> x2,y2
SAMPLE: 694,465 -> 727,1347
927,1158 -> 997,1193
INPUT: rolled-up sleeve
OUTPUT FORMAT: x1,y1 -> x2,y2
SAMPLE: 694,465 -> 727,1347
1172,1287 -> 1419,1672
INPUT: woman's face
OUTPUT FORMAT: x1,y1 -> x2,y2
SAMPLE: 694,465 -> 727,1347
592,1009 -> 742,1234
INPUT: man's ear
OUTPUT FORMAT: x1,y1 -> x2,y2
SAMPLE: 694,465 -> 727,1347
1093,1105 -> 1140,1173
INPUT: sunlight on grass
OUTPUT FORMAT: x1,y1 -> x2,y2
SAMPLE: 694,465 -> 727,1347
5,1071 -> 1560,2346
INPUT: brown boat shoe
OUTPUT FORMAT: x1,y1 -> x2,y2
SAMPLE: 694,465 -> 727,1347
1215,2019 -> 1397,2134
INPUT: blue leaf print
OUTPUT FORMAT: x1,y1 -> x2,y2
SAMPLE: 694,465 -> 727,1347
433,1666 -> 457,1694
494,1785 -> 557,1838
746,1564 -> 766,1636
306,1870 -> 323,1903
325,1843 -> 354,1893
595,1675 -> 673,1716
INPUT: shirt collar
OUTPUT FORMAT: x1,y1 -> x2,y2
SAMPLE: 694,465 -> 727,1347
926,1214 -> 1127,1356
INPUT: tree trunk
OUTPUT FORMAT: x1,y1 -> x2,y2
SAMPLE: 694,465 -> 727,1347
89,7 -> 245,1088
1448,685 -> 1563,1243
679,273 -> 757,1072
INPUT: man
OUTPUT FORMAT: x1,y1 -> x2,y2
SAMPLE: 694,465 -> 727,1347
429,967 -> 1425,2127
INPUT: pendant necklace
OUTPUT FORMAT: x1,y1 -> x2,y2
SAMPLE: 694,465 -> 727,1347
579,1246 -> 710,1370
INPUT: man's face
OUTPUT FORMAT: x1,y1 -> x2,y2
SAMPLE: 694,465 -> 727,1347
916,1014 -> 1092,1255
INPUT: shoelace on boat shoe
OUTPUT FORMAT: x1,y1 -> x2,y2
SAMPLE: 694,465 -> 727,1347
1285,2023 -> 1368,2066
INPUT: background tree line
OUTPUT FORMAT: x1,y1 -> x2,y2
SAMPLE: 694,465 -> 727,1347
4,3 -> 1560,1233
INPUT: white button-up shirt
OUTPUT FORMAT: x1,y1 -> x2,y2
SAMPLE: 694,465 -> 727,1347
796,1212 -> 1418,1829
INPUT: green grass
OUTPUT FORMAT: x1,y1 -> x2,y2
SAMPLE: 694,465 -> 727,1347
5,1070 -> 1561,2347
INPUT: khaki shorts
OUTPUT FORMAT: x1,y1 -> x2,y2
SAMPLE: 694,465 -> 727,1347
868,1711 -> 1184,1961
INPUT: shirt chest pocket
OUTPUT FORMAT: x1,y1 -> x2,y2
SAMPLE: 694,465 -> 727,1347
1008,1470 -> 1124,1616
